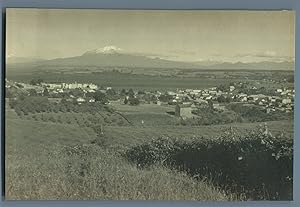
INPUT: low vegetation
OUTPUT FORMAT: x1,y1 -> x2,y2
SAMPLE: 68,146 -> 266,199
8,96 -> 130,127
5,90 -> 294,200
125,127 -> 293,200
228,103 -> 293,122
5,119 -> 226,200
180,103 -> 293,126
182,108 -> 241,126
9,96 -> 112,115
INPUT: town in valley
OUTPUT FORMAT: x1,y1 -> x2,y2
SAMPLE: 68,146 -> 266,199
5,9 -> 295,201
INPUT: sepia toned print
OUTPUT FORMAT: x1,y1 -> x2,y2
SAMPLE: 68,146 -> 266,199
5,8 -> 294,200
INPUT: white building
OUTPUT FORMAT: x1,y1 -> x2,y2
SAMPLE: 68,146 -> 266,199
282,98 -> 292,104
77,97 -> 86,103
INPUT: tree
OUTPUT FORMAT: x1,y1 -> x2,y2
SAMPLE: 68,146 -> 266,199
217,95 -> 226,103
207,100 -> 213,109
225,96 -> 232,103
30,78 -> 43,85
144,94 -> 157,103
120,89 -> 127,96
217,84 -> 228,92
107,88 -> 116,96
159,94 -> 173,102
138,90 -> 145,95
129,97 -> 140,105
128,88 -> 135,98
43,88 -> 49,96
124,97 -> 128,104
28,89 -> 38,96
94,91 -> 108,104
106,88 -> 119,100
69,89 -> 83,97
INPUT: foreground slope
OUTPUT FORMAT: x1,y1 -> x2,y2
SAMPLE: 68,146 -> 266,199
5,116 -> 227,200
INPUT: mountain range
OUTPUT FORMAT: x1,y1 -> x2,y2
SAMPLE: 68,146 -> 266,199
6,47 -> 295,71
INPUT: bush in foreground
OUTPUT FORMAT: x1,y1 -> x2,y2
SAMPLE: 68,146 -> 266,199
124,126 -> 293,200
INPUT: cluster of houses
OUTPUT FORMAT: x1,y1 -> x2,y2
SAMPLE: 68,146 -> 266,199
5,80 -> 101,104
43,82 -> 104,104
6,81 -> 98,94
246,89 -> 294,113
42,82 -> 98,93
6,79 -> 295,119
140,84 -> 295,118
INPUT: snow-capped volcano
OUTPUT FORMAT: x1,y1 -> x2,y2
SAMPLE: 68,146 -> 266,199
84,45 -> 122,55
10,45 -> 294,71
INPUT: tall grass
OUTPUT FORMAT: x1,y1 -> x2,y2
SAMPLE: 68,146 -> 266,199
6,143 -> 227,200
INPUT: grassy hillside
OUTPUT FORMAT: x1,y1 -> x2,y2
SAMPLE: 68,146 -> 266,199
100,120 -> 294,149
5,100 -> 293,200
10,103 -> 294,149
5,118 -> 97,153
12,107 -> 293,149
5,117 -> 227,200
23,111 -> 129,127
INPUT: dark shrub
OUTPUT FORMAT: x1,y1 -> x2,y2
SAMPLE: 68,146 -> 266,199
124,127 -> 293,200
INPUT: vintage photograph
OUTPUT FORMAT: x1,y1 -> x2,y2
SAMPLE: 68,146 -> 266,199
5,9 -> 294,200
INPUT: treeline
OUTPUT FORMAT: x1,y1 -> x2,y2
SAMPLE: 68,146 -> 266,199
26,112 -> 128,127
228,104 -> 293,122
9,95 -> 112,116
125,127 -> 293,200
217,82 -> 282,96
179,103 -> 293,126
180,109 -> 240,126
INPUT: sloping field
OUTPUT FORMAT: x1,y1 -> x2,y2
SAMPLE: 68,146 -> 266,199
5,117 -> 226,200
5,104 -> 293,200
100,120 -> 294,148
5,98 -> 19,119
5,118 -> 97,154
111,102 -> 174,113
110,103 -> 178,126
22,111 -> 130,127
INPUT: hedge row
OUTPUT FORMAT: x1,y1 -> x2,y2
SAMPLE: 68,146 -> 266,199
124,127 -> 293,200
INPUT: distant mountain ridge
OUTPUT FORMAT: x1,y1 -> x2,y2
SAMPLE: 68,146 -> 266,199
27,49 -> 199,69
7,47 -> 295,70
198,61 -> 295,70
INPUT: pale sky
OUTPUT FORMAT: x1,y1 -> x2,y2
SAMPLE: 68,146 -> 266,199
6,8 -> 295,63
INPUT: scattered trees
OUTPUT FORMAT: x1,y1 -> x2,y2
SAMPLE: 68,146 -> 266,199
120,89 -> 127,96
128,88 -> 134,98
183,108 -> 239,126
217,95 -> 232,103
30,78 -> 43,85
158,93 -> 173,103
28,89 -> 38,96
228,103 -> 292,122
93,91 -> 108,104
128,97 -> 140,106
43,88 -> 49,96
